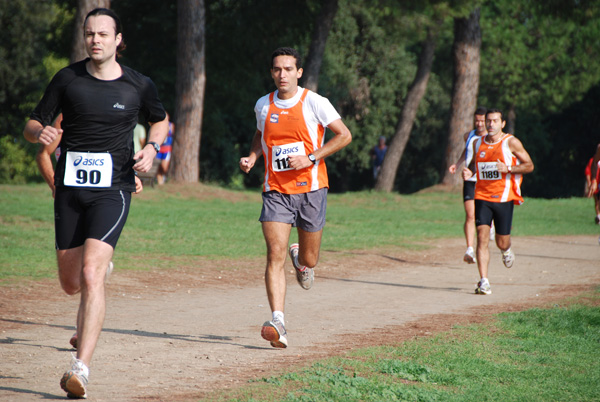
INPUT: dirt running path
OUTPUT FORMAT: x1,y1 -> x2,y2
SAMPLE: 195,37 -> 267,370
1,235 -> 599,401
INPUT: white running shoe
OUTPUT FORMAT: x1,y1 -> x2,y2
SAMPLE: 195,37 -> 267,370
289,243 -> 314,290
60,354 -> 89,399
475,280 -> 492,295
502,248 -> 515,268
489,226 -> 496,241
463,247 -> 476,264
261,317 -> 288,348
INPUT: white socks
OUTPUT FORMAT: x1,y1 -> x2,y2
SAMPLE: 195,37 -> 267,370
273,311 -> 284,326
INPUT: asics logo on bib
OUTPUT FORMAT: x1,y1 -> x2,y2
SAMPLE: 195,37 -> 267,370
275,146 -> 299,157
113,102 -> 125,110
73,156 -> 105,167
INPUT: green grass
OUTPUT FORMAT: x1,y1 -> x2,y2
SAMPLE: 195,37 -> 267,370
1,184 -> 598,282
2,185 -> 599,401
209,289 -> 600,402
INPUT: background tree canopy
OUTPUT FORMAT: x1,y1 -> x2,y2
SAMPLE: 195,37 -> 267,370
1,0 -> 599,197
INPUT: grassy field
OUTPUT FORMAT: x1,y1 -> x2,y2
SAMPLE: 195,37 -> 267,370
2,183 -> 599,401
211,289 -> 600,402
1,183 -> 598,283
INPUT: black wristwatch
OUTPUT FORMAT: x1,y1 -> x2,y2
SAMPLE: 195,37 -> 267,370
147,141 -> 160,154
308,154 -> 317,164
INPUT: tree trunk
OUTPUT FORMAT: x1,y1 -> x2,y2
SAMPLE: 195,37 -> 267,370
171,0 -> 206,183
374,30 -> 437,192
302,0 -> 338,92
71,0 -> 110,64
440,8 -> 481,186
506,104 -> 516,134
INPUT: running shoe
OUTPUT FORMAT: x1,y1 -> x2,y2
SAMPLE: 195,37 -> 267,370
261,317 -> 288,348
489,225 -> 496,241
475,280 -> 492,295
463,247 -> 476,264
289,243 -> 314,290
502,248 -> 515,268
60,354 -> 89,399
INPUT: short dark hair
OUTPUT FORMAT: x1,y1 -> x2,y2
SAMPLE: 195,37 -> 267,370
84,8 -> 126,56
271,47 -> 302,69
486,108 -> 504,121
474,106 -> 487,116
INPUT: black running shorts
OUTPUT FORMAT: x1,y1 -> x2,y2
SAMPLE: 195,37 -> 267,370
474,199 -> 514,236
54,188 -> 131,250
463,180 -> 476,202
260,188 -> 327,232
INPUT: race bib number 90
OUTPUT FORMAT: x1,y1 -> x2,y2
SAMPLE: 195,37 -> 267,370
478,161 -> 501,180
272,141 -> 306,172
64,151 -> 113,188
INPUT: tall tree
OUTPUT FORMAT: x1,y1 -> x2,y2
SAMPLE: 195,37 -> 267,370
374,28 -> 438,192
171,0 -> 206,183
440,7 -> 481,186
70,0 -> 110,64
302,0 -> 338,92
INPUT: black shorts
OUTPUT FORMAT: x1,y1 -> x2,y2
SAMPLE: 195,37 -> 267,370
54,188 -> 131,250
474,199 -> 514,236
463,181 -> 476,202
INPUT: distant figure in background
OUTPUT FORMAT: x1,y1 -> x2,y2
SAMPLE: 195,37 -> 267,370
586,146 -> 600,227
133,122 -> 146,154
448,107 -> 488,264
371,136 -> 387,179
156,113 -> 174,185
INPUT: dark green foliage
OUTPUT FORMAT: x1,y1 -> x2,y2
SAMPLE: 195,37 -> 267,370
0,0 -> 57,138
2,0 -> 600,196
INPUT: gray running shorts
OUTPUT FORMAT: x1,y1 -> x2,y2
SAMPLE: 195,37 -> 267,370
260,188 -> 327,232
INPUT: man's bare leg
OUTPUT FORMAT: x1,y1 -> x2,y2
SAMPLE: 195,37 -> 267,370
261,222 -> 292,314
297,228 -> 323,268
58,239 -> 113,366
476,224 -> 491,279
261,221 -> 292,347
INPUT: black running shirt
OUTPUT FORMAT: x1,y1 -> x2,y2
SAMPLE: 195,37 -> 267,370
30,59 -> 166,192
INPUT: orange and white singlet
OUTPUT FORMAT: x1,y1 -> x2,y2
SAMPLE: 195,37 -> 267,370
474,133 -> 524,204
255,87 -> 341,194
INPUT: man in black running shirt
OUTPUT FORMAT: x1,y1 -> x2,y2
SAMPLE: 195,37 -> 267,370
23,8 -> 168,399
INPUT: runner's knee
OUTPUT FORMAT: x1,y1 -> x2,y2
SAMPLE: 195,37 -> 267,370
299,249 -> 319,268
59,273 -> 80,295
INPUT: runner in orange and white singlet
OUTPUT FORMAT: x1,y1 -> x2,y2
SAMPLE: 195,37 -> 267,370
261,88 -> 328,194
240,47 -> 352,348
473,132 -> 523,205
463,108 -> 534,296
